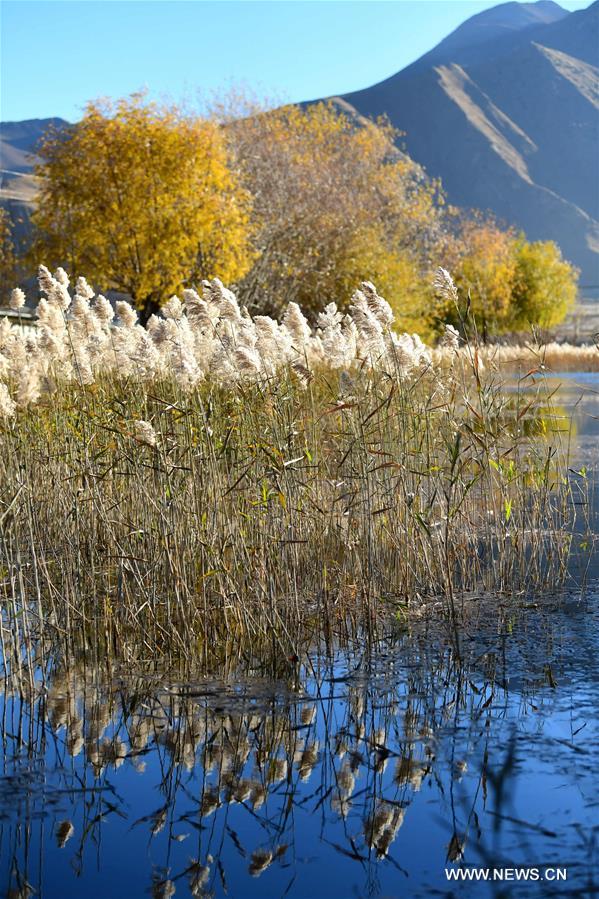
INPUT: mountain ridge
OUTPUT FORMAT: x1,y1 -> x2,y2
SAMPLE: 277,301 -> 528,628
407,0 -> 569,69
334,0 -> 599,283
1,2 -> 598,283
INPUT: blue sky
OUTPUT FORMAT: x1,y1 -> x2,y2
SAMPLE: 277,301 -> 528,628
1,0 -> 592,122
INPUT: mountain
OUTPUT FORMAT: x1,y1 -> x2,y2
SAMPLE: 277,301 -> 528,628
415,1 -> 569,67
323,0 -> 599,285
1,118 -> 69,256
1,118 -> 66,170
1,3 -> 598,284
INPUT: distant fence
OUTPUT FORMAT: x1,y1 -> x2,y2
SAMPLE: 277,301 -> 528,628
1,289 -> 597,340
0,307 -> 37,325
562,288 -> 599,342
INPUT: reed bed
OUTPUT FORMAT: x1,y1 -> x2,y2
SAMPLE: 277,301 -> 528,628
0,267 -> 585,665
439,341 -> 599,373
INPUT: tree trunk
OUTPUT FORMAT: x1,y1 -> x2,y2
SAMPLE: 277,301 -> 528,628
138,296 -> 162,326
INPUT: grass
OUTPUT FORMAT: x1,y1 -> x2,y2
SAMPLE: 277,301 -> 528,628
441,341 -> 599,372
0,267 -> 591,671
0,350 -> 583,671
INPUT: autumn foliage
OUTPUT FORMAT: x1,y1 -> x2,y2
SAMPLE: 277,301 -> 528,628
437,214 -> 577,338
24,93 -> 578,334
31,95 -> 254,319
222,100 -> 445,326
0,209 -> 16,302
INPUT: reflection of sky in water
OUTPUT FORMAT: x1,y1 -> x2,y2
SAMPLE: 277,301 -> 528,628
521,373 -> 599,573
1,373 -> 598,898
2,591 -> 598,898
530,372 -> 599,443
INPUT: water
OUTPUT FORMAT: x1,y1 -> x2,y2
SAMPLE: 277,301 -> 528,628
2,373 -> 599,899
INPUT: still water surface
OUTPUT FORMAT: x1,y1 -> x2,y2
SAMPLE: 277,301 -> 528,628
1,373 -> 598,898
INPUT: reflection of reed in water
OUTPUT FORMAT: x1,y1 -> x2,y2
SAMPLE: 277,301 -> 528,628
365,802 -> 406,858
3,616 -> 560,897
0,647 -> 449,893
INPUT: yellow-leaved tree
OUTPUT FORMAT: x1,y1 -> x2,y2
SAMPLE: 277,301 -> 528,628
448,216 -> 518,339
436,215 -> 578,338
31,94 -> 254,320
0,208 -> 16,302
223,100 -> 446,327
510,239 -> 577,330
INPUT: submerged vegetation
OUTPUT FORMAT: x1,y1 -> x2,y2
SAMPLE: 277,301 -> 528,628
0,265 -> 586,666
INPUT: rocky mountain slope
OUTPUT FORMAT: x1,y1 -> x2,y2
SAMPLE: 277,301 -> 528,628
0,118 -> 68,255
1,2 -> 598,283
331,0 -> 599,284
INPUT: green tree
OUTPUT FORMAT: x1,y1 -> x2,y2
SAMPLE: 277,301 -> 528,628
441,216 -> 518,339
510,239 -> 577,330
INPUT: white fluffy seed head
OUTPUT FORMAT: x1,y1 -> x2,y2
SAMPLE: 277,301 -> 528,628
433,268 -> 458,304
9,288 -> 26,311
209,279 -> 241,322
283,302 -> 311,347
38,265 -> 56,294
75,276 -> 95,300
50,282 -> 72,311
36,298 -> 65,333
54,267 -> 70,288
17,368 -> 42,408
0,318 -> 12,346
162,296 -> 183,321
317,303 -> 342,330
0,383 -> 16,419
359,282 -> 395,327
235,345 -> 262,377
71,295 -> 91,317
116,301 -> 137,329
8,267 -> 449,411
132,419 -> 158,447
440,323 -> 460,352
93,295 -> 114,325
